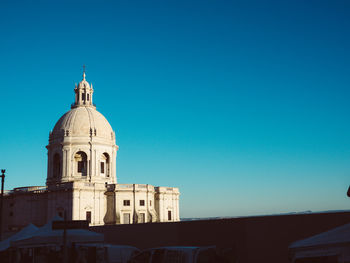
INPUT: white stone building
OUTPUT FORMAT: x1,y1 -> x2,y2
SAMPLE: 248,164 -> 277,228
2,72 -> 180,234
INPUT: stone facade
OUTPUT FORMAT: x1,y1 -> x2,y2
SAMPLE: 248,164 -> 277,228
2,72 -> 180,235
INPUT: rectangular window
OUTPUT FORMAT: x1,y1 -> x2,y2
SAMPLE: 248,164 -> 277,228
140,200 -> 145,206
139,213 -> 145,223
100,162 -> 105,173
168,211 -> 172,221
87,94 -> 90,101
123,200 -> 130,206
82,93 -> 86,101
123,213 -> 130,224
150,200 -> 152,206
86,211 -> 91,224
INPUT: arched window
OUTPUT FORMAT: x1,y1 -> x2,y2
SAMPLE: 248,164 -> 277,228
101,153 -> 110,177
75,151 -> 87,177
53,153 -> 61,178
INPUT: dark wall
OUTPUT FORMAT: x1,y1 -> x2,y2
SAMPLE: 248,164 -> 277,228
91,211 -> 350,263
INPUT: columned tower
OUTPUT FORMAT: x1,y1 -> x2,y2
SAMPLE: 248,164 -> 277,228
73,70 -> 95,108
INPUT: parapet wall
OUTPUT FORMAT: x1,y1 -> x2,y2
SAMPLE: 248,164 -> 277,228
91,211 -> 350,263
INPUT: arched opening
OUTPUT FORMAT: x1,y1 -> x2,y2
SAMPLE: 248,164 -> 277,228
75,151 -> 87,177
53,153 -> 61,178
101,153 -> 110,177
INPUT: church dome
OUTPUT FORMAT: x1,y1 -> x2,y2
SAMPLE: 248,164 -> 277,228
49,71 -> 115,142
47,70 -> 118,187
52,107 -> 114,141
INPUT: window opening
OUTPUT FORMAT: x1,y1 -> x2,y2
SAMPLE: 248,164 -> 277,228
101,162 -> 105,173
123,200 -> 130,206
75,151 -> 87,177
86,211 -> 91,223
78,161 -> 84,172
140,200 -> 145,206
168,211 -> 172,221
53,153 -> 61,178
101,153 -> 110,177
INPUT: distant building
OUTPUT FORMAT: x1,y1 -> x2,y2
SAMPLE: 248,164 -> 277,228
2,71 -> 180,234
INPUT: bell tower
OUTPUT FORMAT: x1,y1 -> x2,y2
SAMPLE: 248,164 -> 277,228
72,67 -> 95,108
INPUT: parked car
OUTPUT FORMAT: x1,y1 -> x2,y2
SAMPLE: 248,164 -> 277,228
74,243 -> 140,263
128,246 -> 230,263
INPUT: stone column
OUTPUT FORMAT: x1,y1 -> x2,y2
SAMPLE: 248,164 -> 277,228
47,150 -> 51,180
67,147 -> 71,180
62,148 -> 67,178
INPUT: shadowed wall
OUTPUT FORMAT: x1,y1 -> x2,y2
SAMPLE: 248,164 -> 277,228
91,211 -> 350,263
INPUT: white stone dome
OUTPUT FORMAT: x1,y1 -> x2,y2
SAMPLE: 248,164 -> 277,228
52,106 -> 115,141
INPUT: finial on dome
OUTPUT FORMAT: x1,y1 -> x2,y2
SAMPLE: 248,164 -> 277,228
83,65 -> 86,80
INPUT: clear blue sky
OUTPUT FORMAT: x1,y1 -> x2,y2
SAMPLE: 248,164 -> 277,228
0,0 -> 350,218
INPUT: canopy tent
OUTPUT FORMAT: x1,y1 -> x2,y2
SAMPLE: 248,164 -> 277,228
289,222 -> 350,263
11,215 -> 104,248
0,223 -> 39,251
